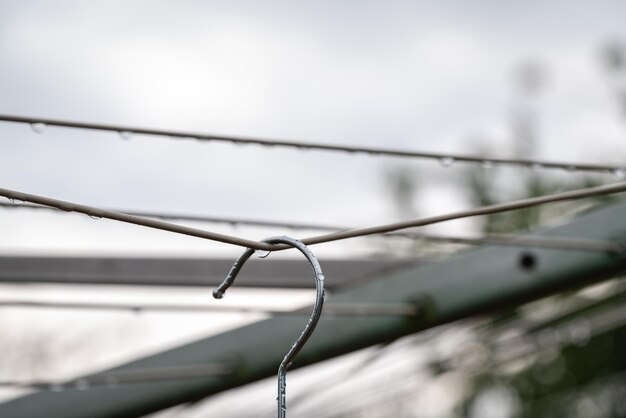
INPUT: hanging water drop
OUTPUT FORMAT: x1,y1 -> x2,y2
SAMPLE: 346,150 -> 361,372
88,214 -> 103,220
531,163 -> 543,172
438,157 -> 455,168
30,123 -> 46,134
481,160 -> 494,170
118,131 -> 133,141
255,249 -> 271,258
612,168 -> 625,179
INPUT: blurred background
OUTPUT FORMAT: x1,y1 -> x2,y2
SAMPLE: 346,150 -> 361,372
1,1 -> 626,417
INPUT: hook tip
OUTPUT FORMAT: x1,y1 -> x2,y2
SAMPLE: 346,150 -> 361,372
212,288 -> 225,299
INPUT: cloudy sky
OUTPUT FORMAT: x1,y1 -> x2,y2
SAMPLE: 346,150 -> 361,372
1,0 -> 626,257
1,2 -> 626,415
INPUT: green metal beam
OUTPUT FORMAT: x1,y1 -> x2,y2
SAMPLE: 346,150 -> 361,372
2,201 -> 626,418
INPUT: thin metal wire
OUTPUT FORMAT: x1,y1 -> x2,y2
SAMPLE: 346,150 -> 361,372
2,181 -> 626,251
0,201 -> 333,230
0,363 -> 232,390
0,113 -> 623,173
0,187 -> 269,250
299,181 -> 626,248
0,300 -> 418,317
0,201 -> 621,253
213,236 -> 325,418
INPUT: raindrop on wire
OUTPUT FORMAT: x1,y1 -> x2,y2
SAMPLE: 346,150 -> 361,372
118,131 -> 133,141
88,215 -> 103,220
481,160 -> 494,170
255,249 -> 271,258
531,163 -> 543,172
30,123 -> 46,134
438,157 -> 455,168
612,168 -> 625,179
49,383 -> 64,393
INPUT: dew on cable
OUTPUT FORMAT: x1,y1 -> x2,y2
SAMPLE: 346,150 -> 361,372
118,131 -> 133,141
30,123 -> 46,134
612,168 -> 625,179
255,249 -> 271,258
481,160 -> 494,170
438,157 -> 455,168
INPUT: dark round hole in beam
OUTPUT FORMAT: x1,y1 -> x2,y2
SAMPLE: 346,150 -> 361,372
519,252 -> 538,271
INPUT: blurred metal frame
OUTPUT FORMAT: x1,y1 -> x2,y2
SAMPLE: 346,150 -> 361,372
1,201 -> 626,417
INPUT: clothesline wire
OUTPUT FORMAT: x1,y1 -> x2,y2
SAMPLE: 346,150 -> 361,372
298,181 -> 626,248
0,201 -> 621,254
0,114 -> 623,174
2,182 -> 626,252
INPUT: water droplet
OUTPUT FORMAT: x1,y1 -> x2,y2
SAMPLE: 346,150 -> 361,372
88,214 -> 103,220
481,160 -> 494,170
8,198 -> 24,204
438,157 -> 455,168
612,168 -> 625,179
565,165 -> 577,172
30,123 -> 46,134
531,163 -> 543,172
255,249 -> 271,258
75,379 -> 89,391
118,131 -> 133,140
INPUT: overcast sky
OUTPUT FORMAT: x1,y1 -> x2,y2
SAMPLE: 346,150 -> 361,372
2,1 -> 626,257
1,1 -> 626,416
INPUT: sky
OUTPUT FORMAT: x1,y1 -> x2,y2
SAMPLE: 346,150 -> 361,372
1,1 -> 626,257
1,1 -> 626,416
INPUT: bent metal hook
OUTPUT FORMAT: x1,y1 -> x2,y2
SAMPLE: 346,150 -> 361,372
213,236 -> 325,418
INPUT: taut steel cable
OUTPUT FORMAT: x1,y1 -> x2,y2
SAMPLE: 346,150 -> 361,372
0,201 -> 621,254
2,181 -> 626,251
0,113 -> 623,174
